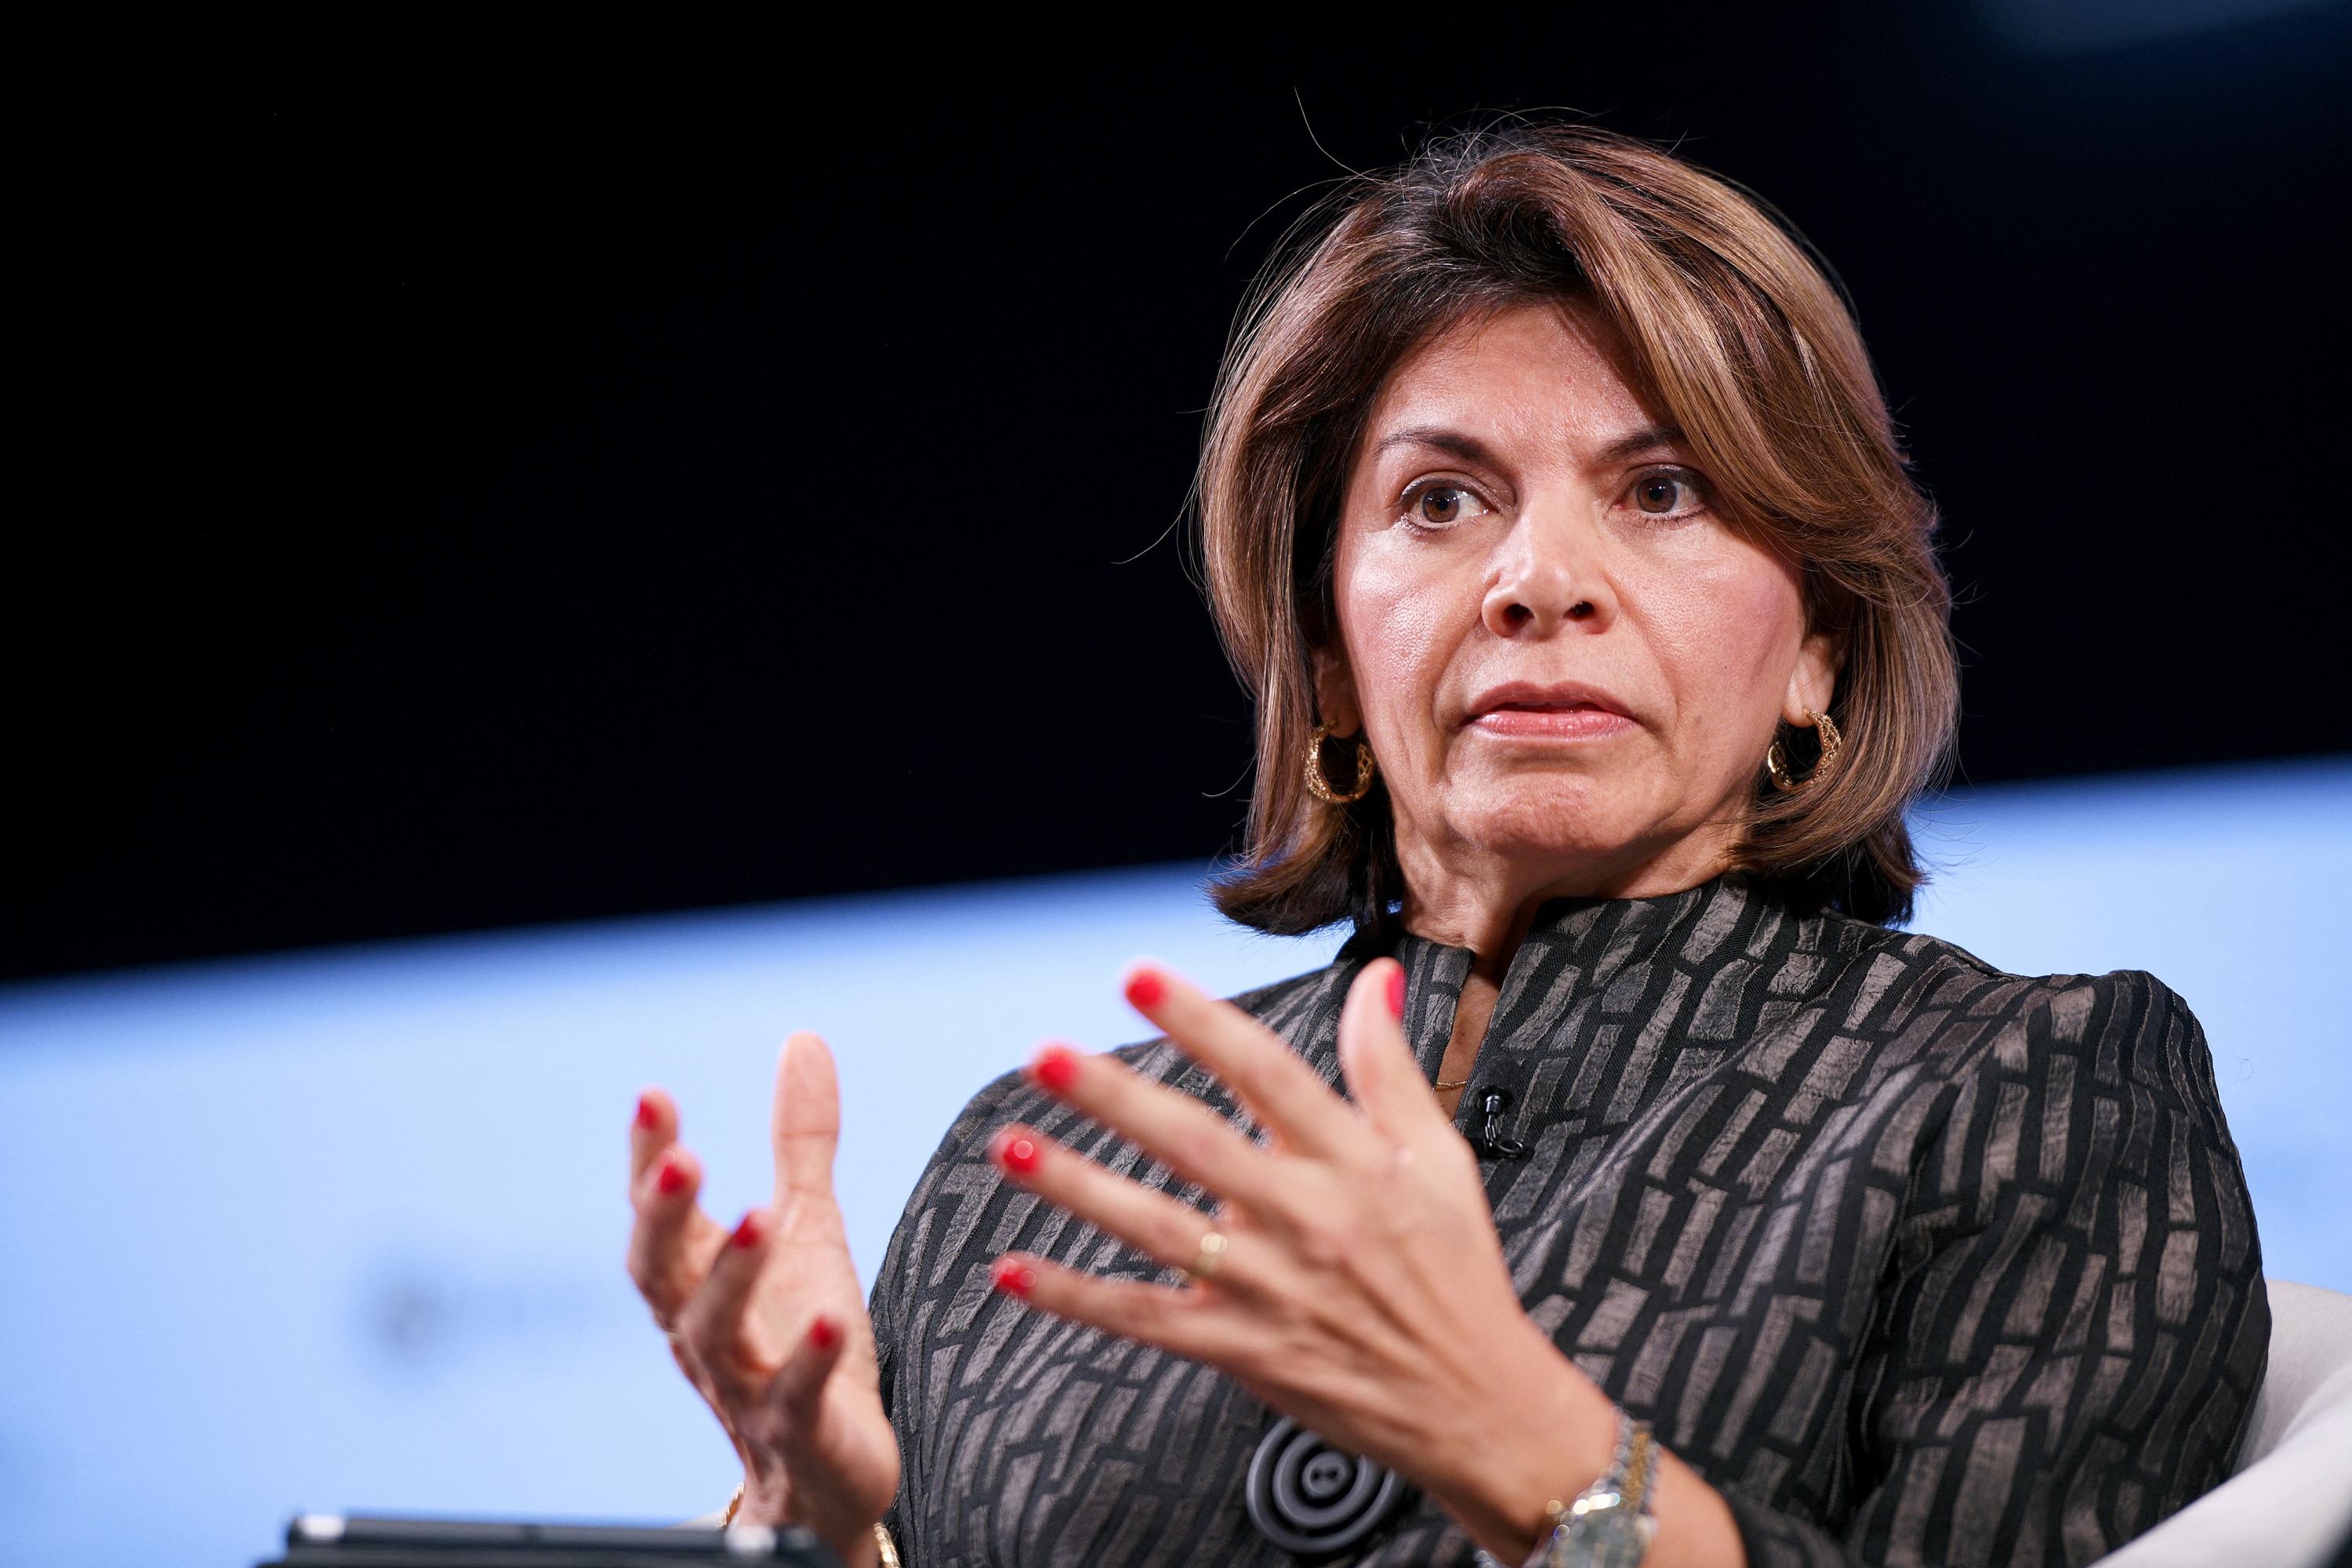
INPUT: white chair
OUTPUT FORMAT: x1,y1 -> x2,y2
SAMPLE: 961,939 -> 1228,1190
2097,1278 -> 2352,1566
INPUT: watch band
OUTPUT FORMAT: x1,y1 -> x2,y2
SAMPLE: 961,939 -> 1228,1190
1529,1407 -> 1657,1568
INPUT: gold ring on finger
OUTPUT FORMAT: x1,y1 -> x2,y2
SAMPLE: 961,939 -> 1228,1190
1185,1229 -> 1229,1283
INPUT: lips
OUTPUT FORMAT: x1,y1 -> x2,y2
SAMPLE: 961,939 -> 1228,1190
1468,677 -> 1637,719
1468,681 -> 1637,742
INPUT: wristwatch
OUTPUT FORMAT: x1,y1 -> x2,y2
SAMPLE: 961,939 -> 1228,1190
1526,1408 -> 1659,1568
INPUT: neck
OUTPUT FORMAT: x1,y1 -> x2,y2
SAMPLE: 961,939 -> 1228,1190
1394,829 -> 1737,978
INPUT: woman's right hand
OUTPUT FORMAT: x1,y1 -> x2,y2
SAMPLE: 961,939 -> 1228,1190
627,1032 -> 900,1565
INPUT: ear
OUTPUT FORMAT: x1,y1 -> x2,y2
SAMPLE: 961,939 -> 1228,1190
1781,626 -> 1843,725
1312,641 -> 1363,735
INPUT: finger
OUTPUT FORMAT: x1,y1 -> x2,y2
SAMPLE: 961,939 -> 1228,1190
771,1032 -> 842,1203
768,1312 -> 849,1425
1335,959 -> 1443,1139
989,1252 -> 1232,1364
1023,1043 -> 1287,1212
678,1207 -> 780,1402
627,1146 -> 726,1324
630,1087 -> 678,1182
1120,960 -> 1359,1158
989,1124 -> 1278,1293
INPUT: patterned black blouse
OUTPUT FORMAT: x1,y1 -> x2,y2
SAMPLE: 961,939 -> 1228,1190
867,875 -> 2269,1566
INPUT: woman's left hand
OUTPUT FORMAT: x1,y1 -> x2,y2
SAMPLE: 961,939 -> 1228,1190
984,956 -> 1620,1561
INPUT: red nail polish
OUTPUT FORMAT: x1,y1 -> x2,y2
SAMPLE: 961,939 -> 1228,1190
655,1155 -> 688,1196
1029,1044 -> 1080,1094
808,1316 -> 840,1352
731,1211 -> 764,1250
991,1256 -> 1035,1297
635,1094 -> 660,1130
992,1130 -> 1043,1176
1124,970 -> 1165,1009
1387,967 -> 1407,1020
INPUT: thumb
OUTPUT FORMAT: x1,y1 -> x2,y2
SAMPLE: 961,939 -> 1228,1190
771,1030 -> 844,1202
1336,960 -> 1439,1138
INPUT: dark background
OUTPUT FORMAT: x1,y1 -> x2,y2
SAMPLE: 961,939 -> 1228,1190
12,2 -> 2349,982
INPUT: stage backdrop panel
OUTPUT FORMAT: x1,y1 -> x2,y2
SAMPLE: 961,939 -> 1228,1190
2,757 -> 2345,1568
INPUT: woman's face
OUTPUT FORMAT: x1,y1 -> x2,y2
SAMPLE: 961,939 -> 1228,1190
1320,297 -> 1839,906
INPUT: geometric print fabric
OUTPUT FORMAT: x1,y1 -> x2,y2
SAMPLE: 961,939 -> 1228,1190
869,874 -> 2269,1566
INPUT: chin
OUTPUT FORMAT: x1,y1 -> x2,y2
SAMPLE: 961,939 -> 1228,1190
1450,775 -> 1660,863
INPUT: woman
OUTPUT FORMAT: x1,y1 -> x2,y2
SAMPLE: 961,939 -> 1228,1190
625,123 -> 2268,1567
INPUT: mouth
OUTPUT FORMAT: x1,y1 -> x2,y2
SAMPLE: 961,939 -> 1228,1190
1465,682 -> 1636,740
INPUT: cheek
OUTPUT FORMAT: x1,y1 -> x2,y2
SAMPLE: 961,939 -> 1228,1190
1639,548 -> 1804,735
1338,546 -> 1461,724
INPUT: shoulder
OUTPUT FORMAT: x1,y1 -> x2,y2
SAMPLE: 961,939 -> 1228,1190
1914,937 -> 2220,1108
926,959 -> 1345,1166
1778,913 -> 2248,1201
1802,908 -> 2216,1086
869,960 -> 1344,1323
1222,960 -> 1353,1033
1854,938 -> 2258,1255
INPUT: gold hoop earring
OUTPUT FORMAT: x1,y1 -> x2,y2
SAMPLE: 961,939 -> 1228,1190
1305,723 -> 1375,805
1766,710 -> 1844,793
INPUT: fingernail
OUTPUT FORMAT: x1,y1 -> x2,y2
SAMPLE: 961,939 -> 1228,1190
991,1256 -> 1036,1297
1123,969 -> 1165,1009
1029,1044 -> 1080,1094
808,1316 -> 840,1352
1387,966 -> 1406,1020
991,1129 -> 1043,1176
731,1210 -> 764,1250
656,1155 -> 688,1196
635,1094 -> 659,1130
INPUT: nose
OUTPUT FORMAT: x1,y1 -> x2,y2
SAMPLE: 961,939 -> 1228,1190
1479,506 -> 1610,638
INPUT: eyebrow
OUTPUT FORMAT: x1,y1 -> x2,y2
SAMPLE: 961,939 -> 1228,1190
1594,423 -> 1688,465
1370,426 -> 1503,467
1369,422 -> 1688,469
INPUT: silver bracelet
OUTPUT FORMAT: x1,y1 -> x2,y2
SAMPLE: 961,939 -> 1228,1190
1475,1407 -> 1658,1568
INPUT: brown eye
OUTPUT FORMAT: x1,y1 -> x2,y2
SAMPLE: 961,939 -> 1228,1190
1410,485 -> 1486,527
1635,475 -> 1686,514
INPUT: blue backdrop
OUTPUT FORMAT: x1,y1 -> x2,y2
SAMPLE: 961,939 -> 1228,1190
2,757 -> 2346,1566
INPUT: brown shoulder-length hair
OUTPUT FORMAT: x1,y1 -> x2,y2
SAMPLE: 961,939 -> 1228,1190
1196,120 -> 1957,935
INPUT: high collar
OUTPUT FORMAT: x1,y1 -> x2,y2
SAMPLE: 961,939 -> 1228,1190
1373,872 -> 1791,1081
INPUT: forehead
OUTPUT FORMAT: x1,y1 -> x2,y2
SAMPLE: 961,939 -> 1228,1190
1356,297 -> 1664,464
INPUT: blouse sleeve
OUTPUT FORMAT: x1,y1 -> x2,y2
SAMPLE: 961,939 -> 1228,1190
1722,971 -> 2271,1568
